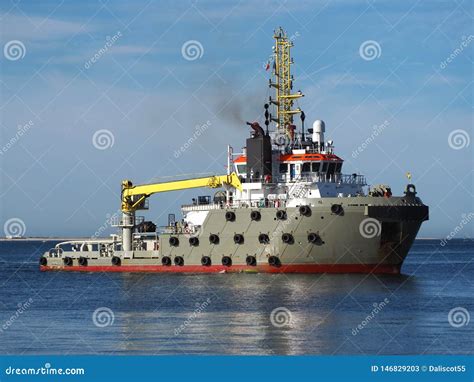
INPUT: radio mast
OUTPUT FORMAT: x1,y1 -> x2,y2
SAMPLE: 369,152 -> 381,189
269,27 -> 304,140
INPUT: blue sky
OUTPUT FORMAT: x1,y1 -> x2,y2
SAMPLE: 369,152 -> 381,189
0,0 -> 472,238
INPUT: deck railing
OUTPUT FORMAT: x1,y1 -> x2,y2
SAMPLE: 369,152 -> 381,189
278,173 -> 367,185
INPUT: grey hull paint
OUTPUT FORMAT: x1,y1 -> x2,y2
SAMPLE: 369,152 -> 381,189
41,194 -> 428,273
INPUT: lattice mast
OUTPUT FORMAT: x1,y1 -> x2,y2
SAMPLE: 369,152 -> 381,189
269,27 -> 304,138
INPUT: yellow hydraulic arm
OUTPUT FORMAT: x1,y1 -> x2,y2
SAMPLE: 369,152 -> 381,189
121,172 -> 242,213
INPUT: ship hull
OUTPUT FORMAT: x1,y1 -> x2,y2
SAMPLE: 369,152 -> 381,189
40,195 -> 428,275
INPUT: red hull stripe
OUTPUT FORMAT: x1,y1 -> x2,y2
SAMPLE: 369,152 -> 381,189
40,263 -> 400,274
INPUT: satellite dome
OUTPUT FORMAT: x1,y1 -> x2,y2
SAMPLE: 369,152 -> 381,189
313,120 -> 325,132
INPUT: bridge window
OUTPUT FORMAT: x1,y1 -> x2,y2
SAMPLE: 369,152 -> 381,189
302,162 -> 311,172
197,196 -> 211,205
328,163 -> 336,176
235,164 -> 246,175
321,162 -> 328,172
335,162 -> 342,173
279,163 -> 288,173
312,162 -> 320,172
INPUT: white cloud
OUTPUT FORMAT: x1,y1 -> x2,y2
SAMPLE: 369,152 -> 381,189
0,13 -> 92,41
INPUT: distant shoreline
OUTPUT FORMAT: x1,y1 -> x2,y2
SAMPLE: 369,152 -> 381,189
0,237 -> 107,241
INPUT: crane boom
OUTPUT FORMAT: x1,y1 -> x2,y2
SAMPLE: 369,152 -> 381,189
121,172 -> 242,212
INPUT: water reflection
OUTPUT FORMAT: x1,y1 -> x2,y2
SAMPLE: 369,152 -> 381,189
114,273 -> 423,354
3,239 -> 472,355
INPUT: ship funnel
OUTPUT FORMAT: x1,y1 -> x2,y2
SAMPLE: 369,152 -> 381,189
312,120 -> 325,150
245,121 -> 272,182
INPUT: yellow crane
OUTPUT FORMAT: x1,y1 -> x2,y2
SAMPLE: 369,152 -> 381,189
119,172 -> 242,251
121,172 -> 242,213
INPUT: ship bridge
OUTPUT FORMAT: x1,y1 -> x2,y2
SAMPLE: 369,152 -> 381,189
233,151 -> 350,184
230,148 -> 366,207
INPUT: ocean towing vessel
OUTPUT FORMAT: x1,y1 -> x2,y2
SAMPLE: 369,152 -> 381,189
40,28 -> 428,274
